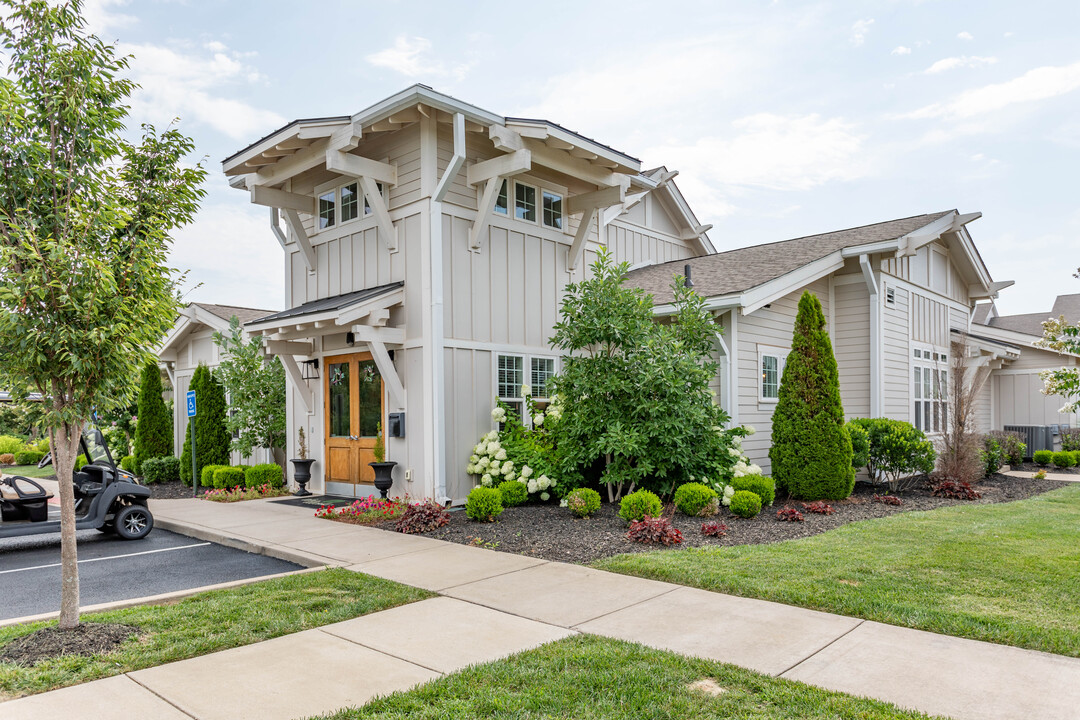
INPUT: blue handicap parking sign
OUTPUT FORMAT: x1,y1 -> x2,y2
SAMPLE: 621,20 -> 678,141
186,390 -> 197,418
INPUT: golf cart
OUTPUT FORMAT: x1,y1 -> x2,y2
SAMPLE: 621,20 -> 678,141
0,427 -> 153,540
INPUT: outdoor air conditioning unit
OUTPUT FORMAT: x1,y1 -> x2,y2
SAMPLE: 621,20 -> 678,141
1004,425 -> 1055,456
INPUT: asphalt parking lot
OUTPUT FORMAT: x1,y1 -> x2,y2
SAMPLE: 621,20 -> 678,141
0,528 -> 303,621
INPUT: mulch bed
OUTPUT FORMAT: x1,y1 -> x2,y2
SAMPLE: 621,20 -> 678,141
0,623 -> 140,666
148,480 -> 197,499
366,472 -> 1068,564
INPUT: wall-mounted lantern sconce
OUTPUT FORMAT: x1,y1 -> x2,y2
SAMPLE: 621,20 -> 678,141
301,358 -> 320,381
346,331 -> 355,346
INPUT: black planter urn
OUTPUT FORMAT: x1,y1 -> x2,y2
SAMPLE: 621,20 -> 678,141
369,461 -> 397,499
290,458 -> 316,496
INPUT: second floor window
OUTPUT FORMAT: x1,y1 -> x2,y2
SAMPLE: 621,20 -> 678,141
494,180 -> 508,215
319,191 -> 335,229
340,183 -> 359,222
515,182 -> 536,222
542,190 -> 563,229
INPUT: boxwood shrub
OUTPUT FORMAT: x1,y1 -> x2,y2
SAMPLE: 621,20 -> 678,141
0,435 -> 26,455
618,489 -> 663,523
142,456 -> 180,484
245,463 -> 284,489
1052,451 -> 1075,469
14,450 -> 43,466
732,474 -> 775,506
729,489 -> 762,518
672,482 -> 718,516
198,464 -> 228,488
466,486 -> 503,522
497,479 -> 528,507
213,466 -> 246,489
1033,449 -> 1053,466
120,455 -> 137,473
565,487 -> 601,518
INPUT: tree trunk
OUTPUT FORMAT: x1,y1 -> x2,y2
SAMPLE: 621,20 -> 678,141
51,422 -> 82,629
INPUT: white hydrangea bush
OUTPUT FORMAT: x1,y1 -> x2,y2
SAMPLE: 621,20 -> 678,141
695,425 -> 760,503
464,394 -> 560,501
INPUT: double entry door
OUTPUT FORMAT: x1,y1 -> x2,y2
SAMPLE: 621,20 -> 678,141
324,352 -> 384,498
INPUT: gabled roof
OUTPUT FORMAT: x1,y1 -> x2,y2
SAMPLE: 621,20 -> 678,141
192,303 -> 275,327
626,212 -> 953,306
246,282 -> 403,329
977,292 -> 1080,337
157,301 -> 277,359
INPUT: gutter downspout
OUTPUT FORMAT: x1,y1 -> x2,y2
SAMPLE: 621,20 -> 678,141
859,254 -> 882,417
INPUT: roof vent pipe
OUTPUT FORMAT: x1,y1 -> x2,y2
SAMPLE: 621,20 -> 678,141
684,264 -> 694,288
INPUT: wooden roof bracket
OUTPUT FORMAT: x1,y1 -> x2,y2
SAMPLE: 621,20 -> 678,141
566,179 -> 628,272
277,355 -> 313,412
326,148 -> 400,252
434,113 -> 466,203
466,147 -> 532,250
365,338 -> 406,410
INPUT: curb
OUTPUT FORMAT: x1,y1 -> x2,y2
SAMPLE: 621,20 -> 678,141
0,566 -> 324,629
154,518 -> 346,569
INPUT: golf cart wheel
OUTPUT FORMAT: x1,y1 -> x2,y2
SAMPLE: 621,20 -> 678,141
114,505 -> 153,540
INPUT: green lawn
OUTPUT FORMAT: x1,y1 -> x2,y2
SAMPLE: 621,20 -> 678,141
0,568 -> 432,698
3,464 -> 55,479
314,635 -> 939,720
594,484 -> 1080,657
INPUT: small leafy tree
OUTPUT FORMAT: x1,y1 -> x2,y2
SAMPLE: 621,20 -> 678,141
0,0 -> 205,627
770,291 -> 854,500
133,362 -> 172,474
212,317 -> 286,460
549,248 -> 742,502
180,365 -> 230,482
849,418 -> 936,492
1036,315 -> 1080,414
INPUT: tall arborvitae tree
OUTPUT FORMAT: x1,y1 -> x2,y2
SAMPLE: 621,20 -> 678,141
133,362 -> 172,474
770,291 -> 854,500
0,1 -> 205,627
180,365 -> 230,483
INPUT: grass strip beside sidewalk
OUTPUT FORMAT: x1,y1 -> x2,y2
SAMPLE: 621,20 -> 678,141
313,635 -> 941,720
0,568 -> 432,698
594,484 -> 1080,657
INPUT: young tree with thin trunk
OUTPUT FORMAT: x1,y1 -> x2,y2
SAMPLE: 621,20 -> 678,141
213,317 -> 286,462
936,341 -> 989,483
0,0 -> 205,628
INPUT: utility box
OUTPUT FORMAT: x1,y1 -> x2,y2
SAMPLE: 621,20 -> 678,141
387,412 -> 405,438
1004,425 -> 1055,456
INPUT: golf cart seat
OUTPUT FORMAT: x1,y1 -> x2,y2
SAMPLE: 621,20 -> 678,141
0,475 -> 53,523
74,467 -> 105,496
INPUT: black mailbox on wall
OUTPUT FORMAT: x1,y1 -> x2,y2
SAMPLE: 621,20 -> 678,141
387,412 -> 405,438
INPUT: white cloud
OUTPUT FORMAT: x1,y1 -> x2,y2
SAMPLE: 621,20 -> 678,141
892,46 -> 912,55
957,31 -> 974,40
120,41 -> 284,141
644,113 -> 868,205
923,55 -> 998,74
82,0 -> 136,36
907,61 -> 1080,120
365,36 -> 472,81
850,18 -> 875,46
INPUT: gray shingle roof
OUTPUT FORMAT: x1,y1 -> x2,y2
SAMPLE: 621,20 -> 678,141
193,303 -> 276,327
246,282 -> 403,326
981,292 -> 1080,337
625,212 -> 953,305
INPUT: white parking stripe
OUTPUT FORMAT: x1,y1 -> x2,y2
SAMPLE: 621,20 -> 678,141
0,542 -> 212,575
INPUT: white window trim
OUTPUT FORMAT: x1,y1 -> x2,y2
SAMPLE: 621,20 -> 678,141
513,180 -> 538,225
493,352 -> 559,429
493,174 -> 569,235
494,179 -> 508,215
312,178 -> 387,236
911,343 -> 949,435
757,344 -> 790,404
541,189 -> 564,231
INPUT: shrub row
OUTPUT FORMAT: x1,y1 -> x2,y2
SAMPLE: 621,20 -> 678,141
192,462 -> 284,489
142,456 -> 181,484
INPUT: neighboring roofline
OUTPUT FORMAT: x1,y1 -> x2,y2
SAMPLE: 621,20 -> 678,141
157,304 -> 257,358
951,327 -> 1022,353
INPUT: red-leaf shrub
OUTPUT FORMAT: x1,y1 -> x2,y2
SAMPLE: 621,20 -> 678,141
776,507 -> 804,522
801,501 -> 834,515
931,480 -> 982,500
395,501 -> 451,534
872,494 -> 903,506
626,516 -> 683,545
701,520 -> 728,537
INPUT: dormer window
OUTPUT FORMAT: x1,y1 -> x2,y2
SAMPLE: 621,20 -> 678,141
515,182 -> 536,222
318,192 -> 336,229
494,180 -> 508,215
341,183 -> 359,223
542,190 -> 563,230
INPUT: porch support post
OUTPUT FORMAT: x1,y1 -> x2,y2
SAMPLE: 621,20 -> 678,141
860,253 -> 882,417
369,340 -> 406,410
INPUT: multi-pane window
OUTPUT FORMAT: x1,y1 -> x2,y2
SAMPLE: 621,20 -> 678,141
530,357 -> 556,409
494,180 -> 508,215
340,183 -> 359,222
913,348 -> 948,433
761,355 -> 780,400
515,183 -> 536,222
364,182 -> 385,216
318,191 -> 336,229
497,354 -> 524,420
542,190 -> 563,229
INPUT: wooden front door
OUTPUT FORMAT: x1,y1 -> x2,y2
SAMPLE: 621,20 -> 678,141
324,352 -> 384,497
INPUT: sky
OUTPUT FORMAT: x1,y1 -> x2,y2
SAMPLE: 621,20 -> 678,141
65,0 -> 1080,314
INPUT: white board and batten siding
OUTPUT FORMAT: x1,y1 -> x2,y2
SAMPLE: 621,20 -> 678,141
881,282 -> 911,421
831,277 -> 871,421
735,277 -> 831,473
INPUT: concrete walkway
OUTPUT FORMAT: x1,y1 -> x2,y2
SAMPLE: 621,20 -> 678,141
5,497 -> 1080,720
1003,469 -> 1080,482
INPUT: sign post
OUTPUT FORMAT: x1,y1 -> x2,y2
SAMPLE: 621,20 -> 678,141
186,390 -> 197,497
